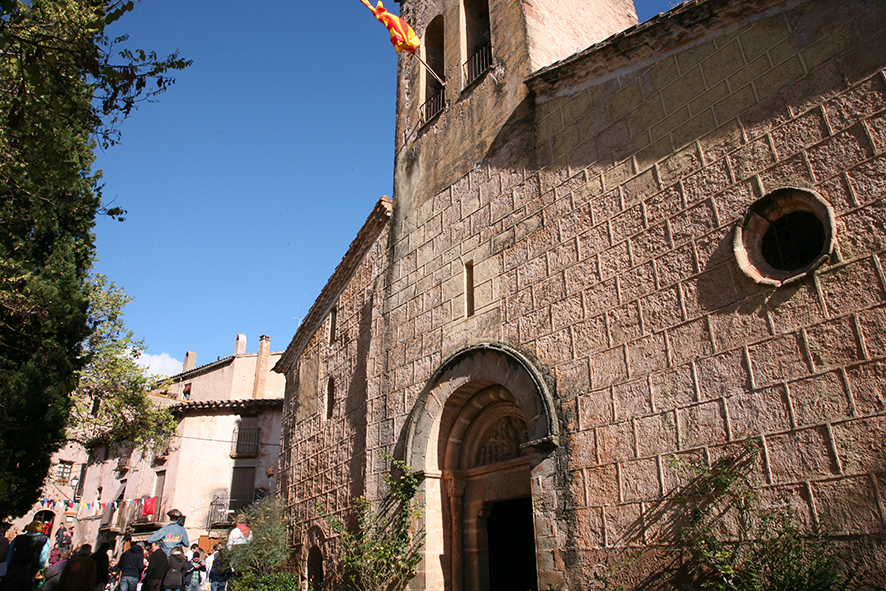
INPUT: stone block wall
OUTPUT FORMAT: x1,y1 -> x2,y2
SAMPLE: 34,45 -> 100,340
280,0 -> 886,587
279,237 -> 388,546
379,0 -> 886,584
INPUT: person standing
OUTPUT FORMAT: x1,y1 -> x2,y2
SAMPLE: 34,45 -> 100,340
224,518 -> 250,551
89,544 -> 110,591
0,555 -> 33,591
116,544 -> 144,591
141,543 -> 167,591
206,548 -> 229,591
146,512 -> 187,557
182,551 -> 203,591
160,548 -> 186,591
57,545 -> 96,591
0,523 -> 11,578
55,529 -> 72,553
43,550 -> 72,591
4,522 -> 50,586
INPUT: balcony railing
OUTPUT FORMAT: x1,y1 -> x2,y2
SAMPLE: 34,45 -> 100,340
463,43 -> 492,88
231,426 -> 260,457
99,496 -> 169,532
420,88 -> 445,126
207,495 -> 255,527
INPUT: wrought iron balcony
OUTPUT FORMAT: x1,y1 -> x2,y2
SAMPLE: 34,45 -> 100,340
420,88 -> 445,126
99,496 -> 169,533
231,426 -> 260,457
207,494 -> 255,527
463,43 -> 492,88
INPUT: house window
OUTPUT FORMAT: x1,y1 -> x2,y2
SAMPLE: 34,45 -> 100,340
232,416 -> 260,457
182,383 -> 192,400
154,471 -> 166,499
230,466 -> 256,513
73,464 -> 87,500
56,461 -> 73,484
462,0 -> 491,87
421,15 -> 445,125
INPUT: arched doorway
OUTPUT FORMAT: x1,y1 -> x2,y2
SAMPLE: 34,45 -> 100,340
405,343 -> 559,591
33,510 -> 56,538
443,385 -> 537,591
307,545 -> 323,591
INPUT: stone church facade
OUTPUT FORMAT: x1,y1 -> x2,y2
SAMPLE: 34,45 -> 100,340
274,0 -> 886,588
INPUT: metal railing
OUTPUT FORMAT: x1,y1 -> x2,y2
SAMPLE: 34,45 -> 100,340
99,496 -> 168,532
463,43 -> 492,88
231,426 -> 260,456
207,495 -> 255,526
420,88 -> 445,126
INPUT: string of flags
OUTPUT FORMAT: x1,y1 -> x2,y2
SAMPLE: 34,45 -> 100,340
39,497 -> 160,515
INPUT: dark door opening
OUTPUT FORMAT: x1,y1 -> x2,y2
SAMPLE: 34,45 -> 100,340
487,497 -> 537,591
307,546 -> 323,591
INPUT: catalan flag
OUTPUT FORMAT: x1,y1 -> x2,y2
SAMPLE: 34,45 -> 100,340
360,0 -> 421,54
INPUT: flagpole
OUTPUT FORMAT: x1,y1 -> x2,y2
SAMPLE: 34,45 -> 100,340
411,52 -> 445,87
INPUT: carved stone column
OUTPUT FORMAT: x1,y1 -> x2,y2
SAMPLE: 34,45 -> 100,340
445,473 -> 466,591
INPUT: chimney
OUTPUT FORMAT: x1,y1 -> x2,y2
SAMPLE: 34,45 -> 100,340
252,335 -> 271,399
235,333 -> 247,356
183,351 -> 197,373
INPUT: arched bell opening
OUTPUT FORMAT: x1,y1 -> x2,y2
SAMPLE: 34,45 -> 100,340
404,343 -> 557,591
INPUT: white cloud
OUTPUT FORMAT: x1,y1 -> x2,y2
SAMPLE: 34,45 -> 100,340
137,352 -> 183,377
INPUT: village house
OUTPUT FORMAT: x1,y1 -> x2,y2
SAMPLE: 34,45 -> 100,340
275,0 -> 886,589
12,334 -> 284,557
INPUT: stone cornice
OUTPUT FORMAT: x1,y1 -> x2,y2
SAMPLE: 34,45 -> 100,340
527,0 -> 796,96
273,196 -> 393,375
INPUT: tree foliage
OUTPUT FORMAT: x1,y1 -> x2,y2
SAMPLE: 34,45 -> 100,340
67,274 -> 176,453
226,497 -> 292,591
0,0 -> 189,520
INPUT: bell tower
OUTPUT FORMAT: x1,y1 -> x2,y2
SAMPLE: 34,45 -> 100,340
391,0 -> 638,213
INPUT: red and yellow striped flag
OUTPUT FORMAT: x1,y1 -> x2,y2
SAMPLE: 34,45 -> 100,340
360,0 -> 421,54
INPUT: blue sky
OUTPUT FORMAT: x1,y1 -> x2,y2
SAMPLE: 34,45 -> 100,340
94,0 -> 680,375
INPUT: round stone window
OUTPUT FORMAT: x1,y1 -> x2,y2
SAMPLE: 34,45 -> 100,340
734,187 -> 836,286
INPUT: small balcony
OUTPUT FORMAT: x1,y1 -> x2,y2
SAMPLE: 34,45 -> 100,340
207,494 -> 255,528
231,425 -> 260,458
463,43 -> 492,88
420,88 -> 445,127
99,496 -> 169,533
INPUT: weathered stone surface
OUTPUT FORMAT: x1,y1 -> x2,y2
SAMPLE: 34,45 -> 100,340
727,386 -> 791,440
280,1 -> 886,587
767,427 -> 838,483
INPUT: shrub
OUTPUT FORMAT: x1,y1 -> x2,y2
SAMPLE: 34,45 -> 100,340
318,453 -> 424,591
227,497 -> 292,582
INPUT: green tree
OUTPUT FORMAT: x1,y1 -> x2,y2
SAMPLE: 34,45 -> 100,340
0,0 -> 189,520
228,497 -> 293,581
67,274 -> 176,453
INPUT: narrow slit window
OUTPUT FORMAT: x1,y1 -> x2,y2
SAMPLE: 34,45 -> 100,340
326,377 -> 335,421
328,306 -> 337,345
465,260 -> 475,317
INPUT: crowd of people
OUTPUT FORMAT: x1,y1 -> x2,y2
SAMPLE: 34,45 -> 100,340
0,510 -> 239,591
